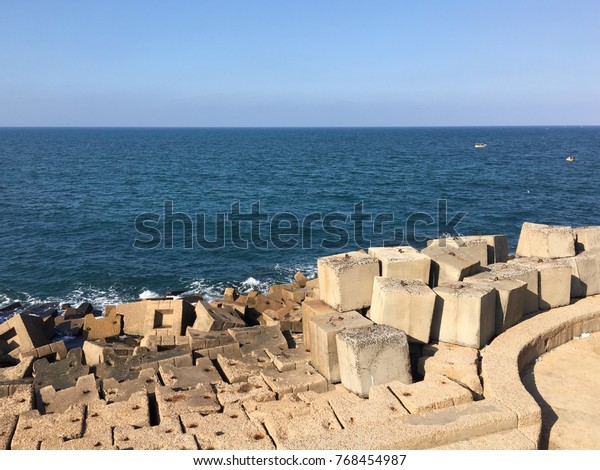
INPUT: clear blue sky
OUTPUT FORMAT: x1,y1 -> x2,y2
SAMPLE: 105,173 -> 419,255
1,1 -> 598,126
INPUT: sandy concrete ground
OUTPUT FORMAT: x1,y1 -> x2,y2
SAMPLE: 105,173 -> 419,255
522,332 -> 600,449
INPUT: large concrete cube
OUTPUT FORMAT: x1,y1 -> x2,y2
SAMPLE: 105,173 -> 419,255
431,282 -> 496,349
516,222 -> 575,258
456,235 -> 509,264
560,251 -> 600,298
463,276 -> 527,334
574,226 -> 600,253
116,299 -> 195,336
369,277 -> 437,343
301,299 -> 336,351
368,246 -> 430,283
336,324 -> 412,397
318,251 -> 379,312
309,310 -> 372,383
509,257 -> 572,309
193,300 -> 245,331
427,237 -> 489,266
421,246 -> 480,287
482,262 -> 540,314
0,314 -> 50,358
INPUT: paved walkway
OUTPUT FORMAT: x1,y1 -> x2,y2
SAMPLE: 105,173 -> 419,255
522,332 -> 600,449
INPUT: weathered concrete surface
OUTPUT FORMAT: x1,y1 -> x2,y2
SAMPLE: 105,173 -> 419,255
458,235 -> 509,264
481,295 -> 600,446
431,282 -> 496,349
82,308 -> 122,340
102,368 -> 159,403
516,222 -> 575,258
159,358 -> 221,390
574,226 -> 600,253
483,262 -> 540,314
388,374 -> 473,414
318,251 -> 380,311
369,277 -> 436,343
228,325 -> 287,356
522,332 -> 600,449
217,351 -> 274,384
116,299 -> 195,336
418,342 -> 482,396
0,386 -> 34,449
301,299 -> 336,351
265,346 -> 311,372
33,348 -> 90,394
0,314 -> 51,358
309,310 -> 372,383
193,300 -> 245,331
0,356 -> 34,381
19,340 -> 67,362
114,417 -> 197,450
261,363 -> 328,397
336,324 -> 412,397
156,384 -> 221,419
421,245 -> 480,286
38,373 -> 99,414
368,246 -> 430,282
428,237 -> 489,267
558,251 -> 600,298
463,276 -> 527,334
181,405 -> 275,450
214,375 -> 276,406
509,257 -> 572,309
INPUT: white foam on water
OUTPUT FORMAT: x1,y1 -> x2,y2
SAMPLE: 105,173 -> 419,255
139,289 -> 161,299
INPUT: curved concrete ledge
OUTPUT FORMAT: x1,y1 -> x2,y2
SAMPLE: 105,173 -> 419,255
481,295 -> 600,447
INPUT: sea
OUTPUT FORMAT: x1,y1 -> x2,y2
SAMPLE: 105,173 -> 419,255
1,126 -> 599,311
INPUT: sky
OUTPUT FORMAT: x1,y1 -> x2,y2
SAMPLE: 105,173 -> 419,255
0,1 -> 599,127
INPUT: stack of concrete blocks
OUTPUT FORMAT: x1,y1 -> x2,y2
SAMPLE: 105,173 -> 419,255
421,245 -> 480,287
116,299 -> 195,336
0,314 -> 53,358
427,237 -> 489,267
336,324 -> 412,397
368,246 -> 431,283
431,282 -> 496,349
369,277 -> 437,344
309,310 -> 372,383
318,251 -> 379,312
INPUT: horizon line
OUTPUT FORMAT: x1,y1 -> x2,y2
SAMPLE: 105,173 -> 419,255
0,124 -> 598,129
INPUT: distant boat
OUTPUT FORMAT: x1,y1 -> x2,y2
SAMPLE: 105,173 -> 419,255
566,156 -> 575,162
474,143 -> 487,148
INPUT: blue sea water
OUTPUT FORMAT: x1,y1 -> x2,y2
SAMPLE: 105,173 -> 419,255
0,127 -> 599,309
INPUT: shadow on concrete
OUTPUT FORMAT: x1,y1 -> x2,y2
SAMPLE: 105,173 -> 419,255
521,363 -> 557,450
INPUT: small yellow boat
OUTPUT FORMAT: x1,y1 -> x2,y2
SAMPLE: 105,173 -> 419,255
566,156 -> 575,162
474,143 -> 487,148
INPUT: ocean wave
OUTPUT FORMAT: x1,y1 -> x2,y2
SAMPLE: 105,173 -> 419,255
138,289 -> 161,299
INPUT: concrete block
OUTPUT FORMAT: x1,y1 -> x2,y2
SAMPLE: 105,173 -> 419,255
193,300 -> 245,331
369,277 -> 437,343
244,395 -> 341,449
158,357 -> 221,390
294,271 -> 309,287
310,310 -> 372,383
0,356 -> 34,381
575,226 -> 600,253
516,222 -> 575,258
81,338 -> 136,366
33,348 -> 90,394
0,415 -> 17,450
301,299 -> 336,351
0,385 -> 34,416
418,342 -> 482,396
560,251 -> 600,297
186,328 -> 235,349
388,375 -> 473,414
265,346 -> 311,372
41,428 -> 114,450
0,313 -> 51,358
181,405 -> 275,450
428,237 -> 489,266
39,374 -> 99,414
114,417 -> 197,450
228,325 -> 287,356
261,363 -> 328,398
483,262 -> 540,314
140,334 -> 189,349
11,404 -> 85,450
223,287 -> 237,302
156,384 -> 221,419
133,344 -> 193,370
368,246 -> 431,283
216,351 -> 274,383
509,257 -> 572,309
116,299 -> 195,336
194,342 -> 241,360
431,283 -> 496,349
54,317 -> 84,336
327,383 -> 408,428
463,276 -> 527,334
318,251 -> 380,311
458,235 -> 509,264
87,391 -> 150,431
215,375 -> 276,406
421,245 -> 480,286
82,308 -> 122,340
336,324 -> 412,397
102,368 -> 159,403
